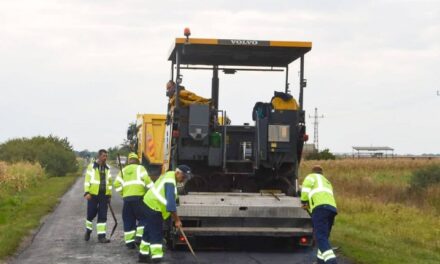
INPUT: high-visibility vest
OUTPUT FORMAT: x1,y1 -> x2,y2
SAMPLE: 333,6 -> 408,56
84,162 -> 112,196
300,173 -> 337,212
143,171 -> 178,220
114,164 -> 153,197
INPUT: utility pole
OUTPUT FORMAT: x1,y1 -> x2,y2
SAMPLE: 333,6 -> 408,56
309,107 -> 324,152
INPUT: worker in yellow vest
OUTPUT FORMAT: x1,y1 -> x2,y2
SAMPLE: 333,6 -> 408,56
114,152 -> 153,249
301,165 -> 338,264
84,149 -> 113,243
138,165 -> 192,263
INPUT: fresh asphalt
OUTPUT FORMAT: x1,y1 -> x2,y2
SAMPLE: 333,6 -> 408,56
9,167 -> 350,264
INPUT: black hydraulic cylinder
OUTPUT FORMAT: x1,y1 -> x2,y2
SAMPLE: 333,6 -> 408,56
299,55 -> 304,110
175,48 -> 181,113
170,61 -> 174,81
212,65 -> 219,110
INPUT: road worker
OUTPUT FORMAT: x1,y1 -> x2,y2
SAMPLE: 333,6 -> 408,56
114,152 -> 153,249
166,80 -> 186,98
301,165 -> 338,264
83,149 -> 112,243
166,80 -> 175,98
138,165 -> 193,263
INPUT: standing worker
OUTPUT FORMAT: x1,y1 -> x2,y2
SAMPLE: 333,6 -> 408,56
114,152 -> 153,249
301,165 -> 338,264
83,149 -> 113,243
138,165 -> 193,263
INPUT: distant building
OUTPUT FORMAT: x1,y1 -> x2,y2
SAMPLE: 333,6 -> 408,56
303,143 -> 317,155
352,146 -> 394,158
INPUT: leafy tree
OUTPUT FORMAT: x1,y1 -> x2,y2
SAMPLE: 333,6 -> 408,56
107,144 -> 131,161
305,148 -> 336,161
126,122 -> 139,153
75,149 -> 97,159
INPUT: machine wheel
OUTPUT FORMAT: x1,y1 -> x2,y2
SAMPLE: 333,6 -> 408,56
277,162 -> 298,196
267,177 -> 295,196
207,172 -> 232,192
282,178 -> 296,196
234,176 -> 259,193
277,163 -> 297,183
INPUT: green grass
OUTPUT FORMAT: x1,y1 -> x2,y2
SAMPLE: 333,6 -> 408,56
332,198 -> 440,264
300,159 -> 440,264
0,172 -> 80,260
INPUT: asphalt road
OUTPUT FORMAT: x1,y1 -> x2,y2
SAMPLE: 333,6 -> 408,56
10,167 -> 349,264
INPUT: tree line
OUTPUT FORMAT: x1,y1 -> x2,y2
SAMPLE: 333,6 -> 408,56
0,135 -> 78,176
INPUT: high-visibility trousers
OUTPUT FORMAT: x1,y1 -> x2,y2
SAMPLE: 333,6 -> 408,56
139,205 -> 164,261
85,194 -> 109,238
312,206 -> 337,264
122,197 -> 147,246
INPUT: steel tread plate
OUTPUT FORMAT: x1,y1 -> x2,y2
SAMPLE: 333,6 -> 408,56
177,193 -> 309,218
181,227 -> 313,236
177,205 -> 309,218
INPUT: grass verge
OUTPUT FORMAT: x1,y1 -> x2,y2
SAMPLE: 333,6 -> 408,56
332,197 -> 440,264
0,164 -> 81,261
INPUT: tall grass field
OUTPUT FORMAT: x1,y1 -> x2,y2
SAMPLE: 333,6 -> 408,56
299,159 -> 440,264
0,161 -> 80,261
0,162 -> 45,193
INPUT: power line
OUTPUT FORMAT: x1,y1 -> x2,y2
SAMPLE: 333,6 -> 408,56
309,107 -> 324,152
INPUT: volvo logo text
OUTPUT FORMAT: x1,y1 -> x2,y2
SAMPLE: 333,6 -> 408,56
230,39 -> 259,45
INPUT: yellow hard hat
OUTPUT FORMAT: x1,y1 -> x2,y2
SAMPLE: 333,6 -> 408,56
128,152 -> 139,160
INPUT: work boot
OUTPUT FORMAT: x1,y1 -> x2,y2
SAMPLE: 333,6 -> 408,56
126,242 -> 136,249
138,253 -> 151,263
135,236 -> 142,246
98,237 -> 111,243
84,230 -> 91,241
151,258 -> 162,263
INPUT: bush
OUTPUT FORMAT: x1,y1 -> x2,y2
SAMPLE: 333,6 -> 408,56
305,148 -> 336,160
410,164 -> 440,189
0,135 -> 78,176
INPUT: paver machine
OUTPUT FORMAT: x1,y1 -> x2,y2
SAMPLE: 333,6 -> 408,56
159,30 -> 314,248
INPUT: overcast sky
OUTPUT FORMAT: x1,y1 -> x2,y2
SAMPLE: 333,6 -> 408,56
0,0 -> 439,154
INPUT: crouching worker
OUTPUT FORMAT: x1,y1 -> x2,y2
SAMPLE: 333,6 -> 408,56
138,165 -> 193,263
84,149 -> 112,243
114,152 -> 153,249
